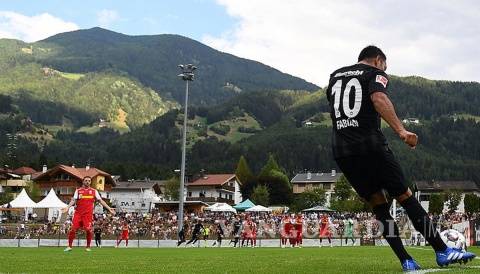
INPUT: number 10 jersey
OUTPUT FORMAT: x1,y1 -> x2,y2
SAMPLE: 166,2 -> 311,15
326,63 -> 389,158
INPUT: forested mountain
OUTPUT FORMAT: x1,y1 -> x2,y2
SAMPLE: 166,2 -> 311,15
0,26 -> 319,139
0,28 -> 479,187
35,27 -> 318,105
1,75 -> 479,185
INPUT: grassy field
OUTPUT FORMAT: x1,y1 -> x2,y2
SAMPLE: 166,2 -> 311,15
0,246 -> 478,273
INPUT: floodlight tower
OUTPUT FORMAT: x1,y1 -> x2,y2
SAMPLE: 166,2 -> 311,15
177,64 -> 196,238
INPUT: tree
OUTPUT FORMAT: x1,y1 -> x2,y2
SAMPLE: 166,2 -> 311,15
329,175 -> 367,213
25,181 -> 41,202
258,154 -> 281,178
292,187 -> 326,211
251,185 -> 270,206
0,187 -> 12,206
333,175 -> 353,201
330,193 -> 367,213
259,170 -> 293,205
164,176 -> 180,201
428,193 -> 444,214
445,189 -> 462,213
257,154 -> 293,205
235,156 -> 255,198
463,193 -> 480,215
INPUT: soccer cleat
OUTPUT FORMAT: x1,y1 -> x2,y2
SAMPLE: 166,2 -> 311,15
85,248 -> 91,252
63,247 -> 72,252
401,259 -> 421,272
436,247 -> 476,267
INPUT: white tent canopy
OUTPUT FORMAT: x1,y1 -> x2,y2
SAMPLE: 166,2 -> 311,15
35,188 -> 68,208
245,205 -> 272,212
205,203 -> 237,213
6,188 -> 37,208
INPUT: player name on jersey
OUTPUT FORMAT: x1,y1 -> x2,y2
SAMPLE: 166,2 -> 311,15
336,118 -> 359,130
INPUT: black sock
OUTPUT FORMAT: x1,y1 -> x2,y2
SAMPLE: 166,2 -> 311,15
373,203 -> 412,262
400,196 -> 447,252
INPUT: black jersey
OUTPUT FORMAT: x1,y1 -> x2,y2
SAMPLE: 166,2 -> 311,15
233,221 -> 242,235
94,228 -> 101,237
326,63 -> 389,158
192,223 -> 204,235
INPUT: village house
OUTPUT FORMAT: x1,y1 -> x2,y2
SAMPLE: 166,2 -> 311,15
290,170 -> 343,206
186,174 -> 242,205
110,179 -> 165,213
33,164 -> 115,203
415,180 -> 480,213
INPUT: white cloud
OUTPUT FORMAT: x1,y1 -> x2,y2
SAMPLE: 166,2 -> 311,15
97,9 -> 119,27
0,11 -> 79,42
204,0 -> 480,86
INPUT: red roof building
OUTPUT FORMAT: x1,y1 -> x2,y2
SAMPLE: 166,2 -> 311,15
186,174 -> 242,205
12,167 -> 37,175
33,165 -> 115,202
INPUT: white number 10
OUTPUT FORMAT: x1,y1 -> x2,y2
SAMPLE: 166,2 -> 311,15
331,78 -> 362,118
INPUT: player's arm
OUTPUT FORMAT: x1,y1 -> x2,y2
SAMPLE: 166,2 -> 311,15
370,92 -> 417,148
368,72 -> 417,148
95,190 -> 116,215
62,190 -> 77,213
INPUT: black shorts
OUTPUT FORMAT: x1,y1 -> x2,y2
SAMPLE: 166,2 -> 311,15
335,145 -> 408,200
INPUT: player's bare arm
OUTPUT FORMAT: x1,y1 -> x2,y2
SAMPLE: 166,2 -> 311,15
370,92 -> 418,148
98,198 -> 116,215
62,198 -> 76,213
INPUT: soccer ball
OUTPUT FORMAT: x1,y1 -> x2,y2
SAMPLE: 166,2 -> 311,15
440,229 -> 466,250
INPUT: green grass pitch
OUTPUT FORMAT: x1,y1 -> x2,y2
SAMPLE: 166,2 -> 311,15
0,246 -> 478,273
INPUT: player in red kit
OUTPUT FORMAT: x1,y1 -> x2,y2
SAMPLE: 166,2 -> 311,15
295,214 -> 303,248
251,220 -> 257,248
63,176 -> 115,252
319,214 -> 333,247
280,215 -> 290,248
116,221 -> 130,248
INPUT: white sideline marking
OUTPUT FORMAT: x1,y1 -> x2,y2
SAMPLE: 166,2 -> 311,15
410,265 -> 480,273
407,247 -> 433,251
409,269 -> 450,274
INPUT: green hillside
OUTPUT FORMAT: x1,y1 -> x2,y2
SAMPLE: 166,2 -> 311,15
0,39 -> 177,130
34,27 -> 318,105
2,74 -> 478,185
0,28 -> 479,187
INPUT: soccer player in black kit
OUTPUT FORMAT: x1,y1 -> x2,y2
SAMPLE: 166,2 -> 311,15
229,217 -> 242,248
186,219 -> 203,247
327,46 -> 476,272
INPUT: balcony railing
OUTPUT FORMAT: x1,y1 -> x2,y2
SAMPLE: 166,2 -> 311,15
186,197 -> 233,204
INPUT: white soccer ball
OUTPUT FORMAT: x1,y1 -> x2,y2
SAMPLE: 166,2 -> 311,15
440,229 -> 466,250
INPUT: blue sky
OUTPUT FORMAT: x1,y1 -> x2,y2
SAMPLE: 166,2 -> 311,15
0,0 -> 235,40
1,0 -> 479,85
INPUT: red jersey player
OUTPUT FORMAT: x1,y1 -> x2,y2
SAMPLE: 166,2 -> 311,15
295,214 -> 303,247
281,215 -> 294,248
116,221 -> 130,248
62,176 -> 115,252
319,214 -> 333,247
250,219 -> 257,248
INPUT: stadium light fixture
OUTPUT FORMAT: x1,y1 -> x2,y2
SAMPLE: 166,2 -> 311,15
177,63 -> 196,239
